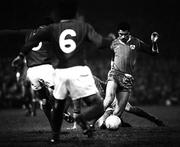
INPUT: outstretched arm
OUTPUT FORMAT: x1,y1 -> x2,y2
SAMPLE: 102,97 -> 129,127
0,29 -> 31,37
12,26 -> 51,69
20,26 -> 51,56
86,23 -> 114,49
138,32 -> 159,55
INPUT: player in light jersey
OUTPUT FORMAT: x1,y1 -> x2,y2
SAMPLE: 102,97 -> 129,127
65,74 -> 165,129
103,22 -> 160,123
17,0 -> 114,143
92,76 -> 165,129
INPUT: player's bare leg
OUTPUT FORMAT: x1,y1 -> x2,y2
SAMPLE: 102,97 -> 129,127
113,91 -> 131,117
65,99 -> 81,130
72,99 -> 81,129
63,97 -> 75,124
111,91 -> 132,127
125,102 -> 165,126
103,81 -> 117,110
97,108 -> 113,129
96,97 -> 131,129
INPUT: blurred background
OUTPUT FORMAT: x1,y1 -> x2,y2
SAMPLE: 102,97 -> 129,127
0,0 -> 179,109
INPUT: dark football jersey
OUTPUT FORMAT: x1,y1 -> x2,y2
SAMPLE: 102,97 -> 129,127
24,30 -> 56,67
0,29 -> 55,67
21,19 -> 113,68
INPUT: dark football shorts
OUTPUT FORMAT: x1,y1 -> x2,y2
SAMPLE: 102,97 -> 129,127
107,68 -> 134,92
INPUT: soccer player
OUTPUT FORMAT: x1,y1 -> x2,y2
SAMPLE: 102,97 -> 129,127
1,27 -> 55,116
9,29 -> 59,125
16,0 -> 114,143
103,22 -> 160,123
10,29 -> 75,121
93,76 -> 165,128
1,25 -> 73,125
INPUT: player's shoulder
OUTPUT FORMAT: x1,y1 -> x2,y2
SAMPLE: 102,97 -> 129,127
71,19 -> 89,28
130,35 -> 142,42
33,24 -> 55,37
70,19 -> 94,30
68,19 -> 92,34
110,38 -> 120,49
30,25 -> 47,36
112,38 -> 120,45
129,36 -> 142,45
36,24 -> 51,31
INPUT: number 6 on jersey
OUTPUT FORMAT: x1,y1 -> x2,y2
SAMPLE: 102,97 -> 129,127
59,29 -> 77,53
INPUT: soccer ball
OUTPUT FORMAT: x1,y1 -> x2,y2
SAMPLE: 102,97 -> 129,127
105,115 -> 122,130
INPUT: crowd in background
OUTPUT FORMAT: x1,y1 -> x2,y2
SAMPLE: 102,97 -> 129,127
88,54 -> 180,106
0,55 -> 180,109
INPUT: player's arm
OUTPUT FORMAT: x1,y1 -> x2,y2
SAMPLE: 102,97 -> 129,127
0,29 -> 32,37
85,23 -> 113,49
20,26 -> 51,56
138,32 -> 159,55
12,26 -> 51,68
110,46 -> 115,68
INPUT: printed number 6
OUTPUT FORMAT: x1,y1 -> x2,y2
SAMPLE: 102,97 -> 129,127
59,29 -> 76,53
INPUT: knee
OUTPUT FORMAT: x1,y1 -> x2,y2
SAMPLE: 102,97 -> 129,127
105,91 -> 115,101
104,93 -> 115,105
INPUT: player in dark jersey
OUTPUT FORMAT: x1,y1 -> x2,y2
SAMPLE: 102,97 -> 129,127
103,22 -> 160,124
17,0 -> 114,143
1,26 -> 74,125
11,29 -> 75,119
0,29 -> 37,116
2,28 -> 57,123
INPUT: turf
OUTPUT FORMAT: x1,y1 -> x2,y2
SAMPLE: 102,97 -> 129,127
0,106 -> 180,147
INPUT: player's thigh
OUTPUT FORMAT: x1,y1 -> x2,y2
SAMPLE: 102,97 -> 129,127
105,80 -> 118,98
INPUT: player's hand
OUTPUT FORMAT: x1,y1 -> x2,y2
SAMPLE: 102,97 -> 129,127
151,32 -> 159,42
108,33 -> 116,40
11,53 -> 24,70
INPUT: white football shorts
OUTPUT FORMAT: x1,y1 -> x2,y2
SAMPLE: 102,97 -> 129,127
27,64 -> 55,90
53,66 -> 98,100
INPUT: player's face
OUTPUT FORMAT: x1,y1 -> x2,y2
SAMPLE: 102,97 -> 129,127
118,30 -> 130,43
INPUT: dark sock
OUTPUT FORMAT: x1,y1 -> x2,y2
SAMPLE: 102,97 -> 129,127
128,106 -> 165,126
51,99 -> 66,138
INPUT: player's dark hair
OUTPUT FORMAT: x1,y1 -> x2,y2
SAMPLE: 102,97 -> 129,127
117,22 -> 131,32
53,0 -> 78,20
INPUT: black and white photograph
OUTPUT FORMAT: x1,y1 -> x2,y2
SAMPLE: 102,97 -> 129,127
0,0 -> 179,146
